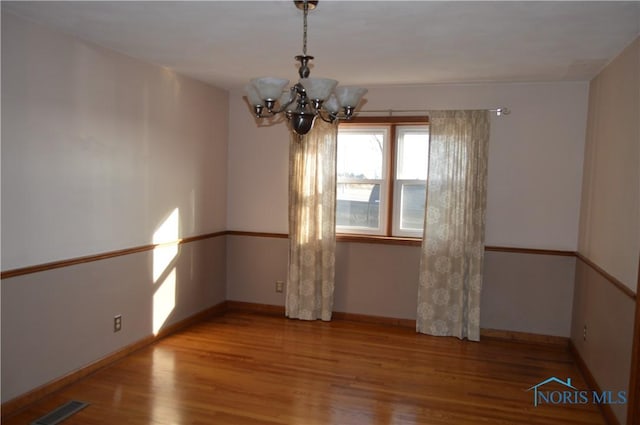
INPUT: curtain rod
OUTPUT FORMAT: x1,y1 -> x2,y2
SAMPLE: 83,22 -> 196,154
356,107 -> 511,116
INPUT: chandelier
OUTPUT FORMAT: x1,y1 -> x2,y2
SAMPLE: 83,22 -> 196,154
245,0 -> 367,136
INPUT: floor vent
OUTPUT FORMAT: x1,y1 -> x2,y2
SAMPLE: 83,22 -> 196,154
31,400 -> 89,425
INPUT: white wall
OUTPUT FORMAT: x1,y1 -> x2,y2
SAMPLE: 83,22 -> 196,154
578,37 -> 640,291
571,37 -> 639,425
1,12 -> 229,271
228,82 -> 589,251
1,12 -> 229,403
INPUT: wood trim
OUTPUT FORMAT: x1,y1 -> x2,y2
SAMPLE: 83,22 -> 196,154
337,233 -> 422,246
226,300 -> 572,346
569,341 -> 620,425
480,328 -> 569,348
223,236 -> 637,308
180,231 -> 227,244
225,230 -> 289,239
0,231 -> 226,280
0,301 -> 228,420
386,123 -> 397,237
332,311 -> 416,329
6,227 -> 629,313
576,253 -> 636,300
484,246 -> 575,256
2,231 -> 585,280
227,233 -> 579,257
627,255 -> 640,425
225,301 -> 285,316
0,245 -> 153,280
343,116 -> 429,125
233,233 -> 588,255
223,301 -> 416,329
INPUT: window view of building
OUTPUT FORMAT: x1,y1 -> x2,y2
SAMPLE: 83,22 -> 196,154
336,120 -> 429,237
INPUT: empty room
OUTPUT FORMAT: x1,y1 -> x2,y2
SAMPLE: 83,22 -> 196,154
1,1 -> 639,425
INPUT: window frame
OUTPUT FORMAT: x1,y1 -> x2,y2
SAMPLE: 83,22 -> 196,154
335,126 -> 390,236
336,116 -> 429,240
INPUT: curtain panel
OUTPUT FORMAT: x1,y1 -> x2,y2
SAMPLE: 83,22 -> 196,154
286,120 -> 338,321
417,110 -> 490,341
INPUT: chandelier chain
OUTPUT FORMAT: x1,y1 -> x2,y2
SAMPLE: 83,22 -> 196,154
302,1 -> 308,56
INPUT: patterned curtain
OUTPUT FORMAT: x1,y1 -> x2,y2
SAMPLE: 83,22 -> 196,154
417,110 -> 490,341
286,120 -> 338,321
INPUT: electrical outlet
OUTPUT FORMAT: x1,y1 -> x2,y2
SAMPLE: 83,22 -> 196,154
583,324 -> 587,341
275,280 -> 284,293
114,315 -> 122,333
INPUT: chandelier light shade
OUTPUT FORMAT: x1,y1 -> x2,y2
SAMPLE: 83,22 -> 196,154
245,0 -> 367,136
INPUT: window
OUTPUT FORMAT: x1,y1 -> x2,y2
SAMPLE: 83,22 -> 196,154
336,118 -> 429,238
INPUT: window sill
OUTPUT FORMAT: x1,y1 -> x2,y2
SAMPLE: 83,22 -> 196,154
336,233 -> 422,247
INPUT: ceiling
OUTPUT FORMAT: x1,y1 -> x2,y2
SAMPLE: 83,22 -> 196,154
3,1 -> 639,90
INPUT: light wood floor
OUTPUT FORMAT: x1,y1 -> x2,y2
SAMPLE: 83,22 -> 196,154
4,311 -> 606,425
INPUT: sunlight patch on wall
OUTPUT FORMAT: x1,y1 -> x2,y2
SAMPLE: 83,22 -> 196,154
153,268 -> 176,335
152,208 -> 180,335
153,208 -> 180,282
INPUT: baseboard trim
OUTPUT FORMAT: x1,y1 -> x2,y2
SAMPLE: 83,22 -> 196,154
332,311 -> 416,328
569,340 -> 620,425
0,299 -> 577,420
480,328 -> 569,348
628,255 -> 640,425
226,300 -> 285,316
226,301 -> 570,346
225,301 -> 419,328
0,301 -> 228,420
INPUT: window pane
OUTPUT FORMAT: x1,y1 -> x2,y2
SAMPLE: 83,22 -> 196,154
337,131 -> 385,180
399,183 -> 426,231
396,127 -> 429,180
336,183 -> 380,229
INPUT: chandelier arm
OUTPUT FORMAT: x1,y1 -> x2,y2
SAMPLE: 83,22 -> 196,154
253,109 -> 278,119
318,109 -> 359,123
266,104 -> 292,116
266,83 -> 308,115
317,110 -> 336,124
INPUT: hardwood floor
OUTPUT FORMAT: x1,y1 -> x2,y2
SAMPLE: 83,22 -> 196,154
4,312 -> 606,425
